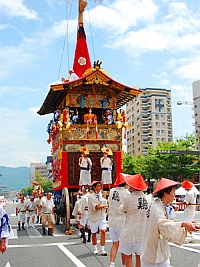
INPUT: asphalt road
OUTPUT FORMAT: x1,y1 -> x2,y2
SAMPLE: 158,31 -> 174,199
1,202 -> 200,267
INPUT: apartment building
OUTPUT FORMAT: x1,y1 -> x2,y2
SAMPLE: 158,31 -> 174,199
192,80 -> 200,150
30,162 -> 48,181
126,87 -> 173,155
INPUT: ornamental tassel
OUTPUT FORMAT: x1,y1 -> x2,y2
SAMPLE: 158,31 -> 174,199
96,124 -> 98,139
86,123 -> 89,139
124,127 -> 126,139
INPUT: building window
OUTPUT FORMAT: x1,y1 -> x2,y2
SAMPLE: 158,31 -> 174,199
138,132 -> 140,136
138,140 -> 140,143
156,114 -> 159,120
155,99 -> 164,112
161,122 -> 165,128
160,114 -> 165,120
156,122 -> 160,127
161,130 -> 165,136
156,130 -> 160,136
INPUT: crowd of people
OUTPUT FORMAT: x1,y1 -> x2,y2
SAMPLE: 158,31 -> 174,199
1,175 -> 199,266
15,192 -> 55,235
72,175 -> 199,267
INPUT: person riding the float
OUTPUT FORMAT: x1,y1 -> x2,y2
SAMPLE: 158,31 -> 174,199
100,147 -> 113,190
79,147 -> 92,190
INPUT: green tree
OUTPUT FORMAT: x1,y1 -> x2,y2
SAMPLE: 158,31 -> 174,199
40,179 -> 53,194
20,171 -> 53,196
20,185 -> 34,196
34,172 -> 53,194
123,134 -> 200,181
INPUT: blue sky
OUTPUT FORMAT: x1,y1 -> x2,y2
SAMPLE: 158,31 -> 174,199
0,0 -> 199,167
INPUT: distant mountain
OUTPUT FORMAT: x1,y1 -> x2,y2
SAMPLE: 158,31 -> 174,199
0,166 -> 30,191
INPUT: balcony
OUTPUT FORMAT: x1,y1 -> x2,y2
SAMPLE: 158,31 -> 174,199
141,118 -> 149,122
61,124 -> 122,142
141,125 -> 148,130
142,148 -> 148,153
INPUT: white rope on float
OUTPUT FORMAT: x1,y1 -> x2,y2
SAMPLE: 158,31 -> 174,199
57,0 -> 103,80
57,0 -> 74,82
86,5 -> 96,62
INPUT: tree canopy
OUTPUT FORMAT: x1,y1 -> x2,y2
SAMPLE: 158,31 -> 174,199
123,134 -> 200,182
20,171 -> 53,196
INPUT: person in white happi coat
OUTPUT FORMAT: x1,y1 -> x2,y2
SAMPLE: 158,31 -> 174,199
181,180 -> 197,243
35,193 -> 43,224
100,147 -> 113,190
79,146 -> 92,189
108,173 -> 130,267
16,195 -> 28,230
78,186 -> 91,243
72,192 -> 82,238
68,69 -> 79,81
119,174 -> 151,267
141,178 -> 199,267
88,181 -> 108,256
26,195 -> 37,228
40,192 -> 55,236
0,196 -> 13,254
62,69 -> 79,83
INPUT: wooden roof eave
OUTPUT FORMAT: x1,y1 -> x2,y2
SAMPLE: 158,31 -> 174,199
37,68 -> 142,115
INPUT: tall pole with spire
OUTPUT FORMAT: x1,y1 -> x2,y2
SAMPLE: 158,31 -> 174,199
78,0 -> 87,23
72,0 -> 92,77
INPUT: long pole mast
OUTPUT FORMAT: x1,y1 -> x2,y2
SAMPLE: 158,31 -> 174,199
78,0 -> 87,24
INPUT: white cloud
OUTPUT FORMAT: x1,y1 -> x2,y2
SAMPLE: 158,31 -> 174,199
171,84 -> 193,100
0,86 -> 37,97
0,107 -> 52,167
93,0 -> 200,58
44,0 -> 63,7
0,43 -> 39,80
0,0 -> 38,19
0,24 -> 8,30
175,60 -> 200,81
87,0 -> 158,34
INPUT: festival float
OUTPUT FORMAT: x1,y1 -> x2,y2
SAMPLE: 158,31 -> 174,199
38,0 -> 142,232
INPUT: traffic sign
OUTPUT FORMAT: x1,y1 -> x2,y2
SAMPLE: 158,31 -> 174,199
158,150 -> 200,155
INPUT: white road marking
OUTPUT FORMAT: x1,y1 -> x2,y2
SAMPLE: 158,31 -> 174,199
8,242 -> 80,248
57,244 -> 86,267
53,227 -> 65,237
9,214 -> 16,217
9,229 -> 18,239
169,242 -> 200,254
5,262 -> 11,267
26,227 -> 43,238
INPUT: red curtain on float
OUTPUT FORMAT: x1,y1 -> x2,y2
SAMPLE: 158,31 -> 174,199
73,23 -> 92,78
115,151 -> 123,178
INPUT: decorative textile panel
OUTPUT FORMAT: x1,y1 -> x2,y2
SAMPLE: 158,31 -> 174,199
67,152 -> 116,185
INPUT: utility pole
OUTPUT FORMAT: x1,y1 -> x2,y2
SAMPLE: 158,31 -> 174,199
177,100 -> 200,183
